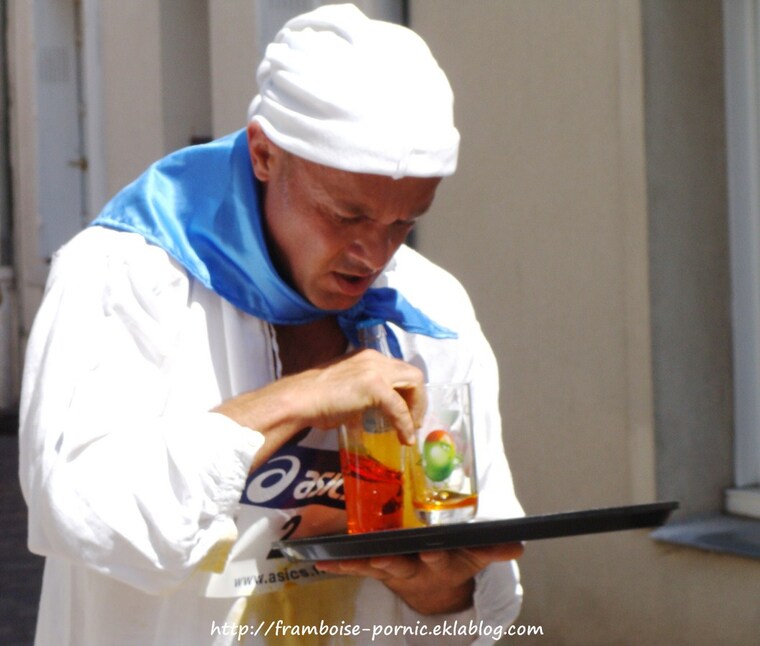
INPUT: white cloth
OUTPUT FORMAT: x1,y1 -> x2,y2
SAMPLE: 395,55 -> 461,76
19,226 -> 523,645
248,3 -> 460,179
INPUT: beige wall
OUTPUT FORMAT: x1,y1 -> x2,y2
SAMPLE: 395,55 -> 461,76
100,0 -> 213,195
643,0 -> 734,515
99,1 -> 165,197
411,0 -> 654,511
6,1 -> 42,399
209,0 -> 257,137
410,1 -> 759,644
159,0 -> 212,152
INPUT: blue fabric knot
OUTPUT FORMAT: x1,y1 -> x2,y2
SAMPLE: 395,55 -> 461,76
91,129 -> 456,358
339,288 -> 455,357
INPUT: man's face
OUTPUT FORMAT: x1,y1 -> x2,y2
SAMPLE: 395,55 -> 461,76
248,124 -> 441,311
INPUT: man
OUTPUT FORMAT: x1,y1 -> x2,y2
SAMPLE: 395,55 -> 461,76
19,4 -> 523,644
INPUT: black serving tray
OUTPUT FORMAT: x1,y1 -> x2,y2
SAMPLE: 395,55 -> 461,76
273,501 -> 678,561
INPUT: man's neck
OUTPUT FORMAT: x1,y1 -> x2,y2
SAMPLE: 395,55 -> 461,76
274,317 -> 348,376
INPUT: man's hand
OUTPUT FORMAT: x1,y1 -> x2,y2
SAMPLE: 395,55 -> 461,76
214,349 -> 426,470
293,349 -> 426,442
314,543 -> 524,615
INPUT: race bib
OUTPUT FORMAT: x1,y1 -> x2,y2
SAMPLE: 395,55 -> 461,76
202,428 -> 346,598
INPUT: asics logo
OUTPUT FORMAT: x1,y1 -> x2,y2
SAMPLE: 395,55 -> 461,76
241,445 -> 345,510
245,456 -> 301,504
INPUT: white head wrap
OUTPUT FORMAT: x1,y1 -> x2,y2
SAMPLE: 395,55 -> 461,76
248,3 -> 459,179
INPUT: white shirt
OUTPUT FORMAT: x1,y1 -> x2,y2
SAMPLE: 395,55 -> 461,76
19,226 -> 523,645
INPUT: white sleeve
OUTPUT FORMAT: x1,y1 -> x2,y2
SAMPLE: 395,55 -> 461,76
19,230 -> 262,594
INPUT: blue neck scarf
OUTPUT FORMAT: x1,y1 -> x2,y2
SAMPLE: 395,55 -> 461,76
91,129 -> 455,357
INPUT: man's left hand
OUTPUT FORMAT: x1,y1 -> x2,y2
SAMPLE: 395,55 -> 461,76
315,543 -> 524,615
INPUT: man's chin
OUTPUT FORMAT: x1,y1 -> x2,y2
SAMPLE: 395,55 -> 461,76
311,292 -> 364,313
308,274 -> 375,311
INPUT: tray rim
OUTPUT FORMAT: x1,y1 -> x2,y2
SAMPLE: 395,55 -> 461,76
273,500 -> 679,561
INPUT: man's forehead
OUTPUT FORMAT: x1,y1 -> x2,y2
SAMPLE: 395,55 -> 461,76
294,153 -> 440,196
300,162 -> 442,219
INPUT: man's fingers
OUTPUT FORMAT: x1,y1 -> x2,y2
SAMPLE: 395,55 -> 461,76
353,352 -> 425,443
377,387 -> 418,444
418,550 -> 451,566
462,543 -> 525,569
368,555 -> 418,579
396,380 -> 427,433
316,556 -> 419,581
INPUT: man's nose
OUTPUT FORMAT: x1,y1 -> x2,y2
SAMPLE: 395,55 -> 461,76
351,225 -> 394,270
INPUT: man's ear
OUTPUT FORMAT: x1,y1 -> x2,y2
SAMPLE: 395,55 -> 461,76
247,121 -> 276,182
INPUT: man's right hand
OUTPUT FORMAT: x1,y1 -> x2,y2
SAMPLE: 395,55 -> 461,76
213,349 -> 426,471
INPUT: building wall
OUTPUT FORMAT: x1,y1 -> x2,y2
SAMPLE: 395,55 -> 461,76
208,0 -> 258,137
98,1 -> 165,198
7,0 -> 215,359
643,0 -> 734,516
99,0 -> 213,195
7,0 -> 44,385
159,0 -> 212,151
410,1 -> 759,644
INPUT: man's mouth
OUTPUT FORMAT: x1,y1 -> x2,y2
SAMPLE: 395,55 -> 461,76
333,271 -> 376,296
